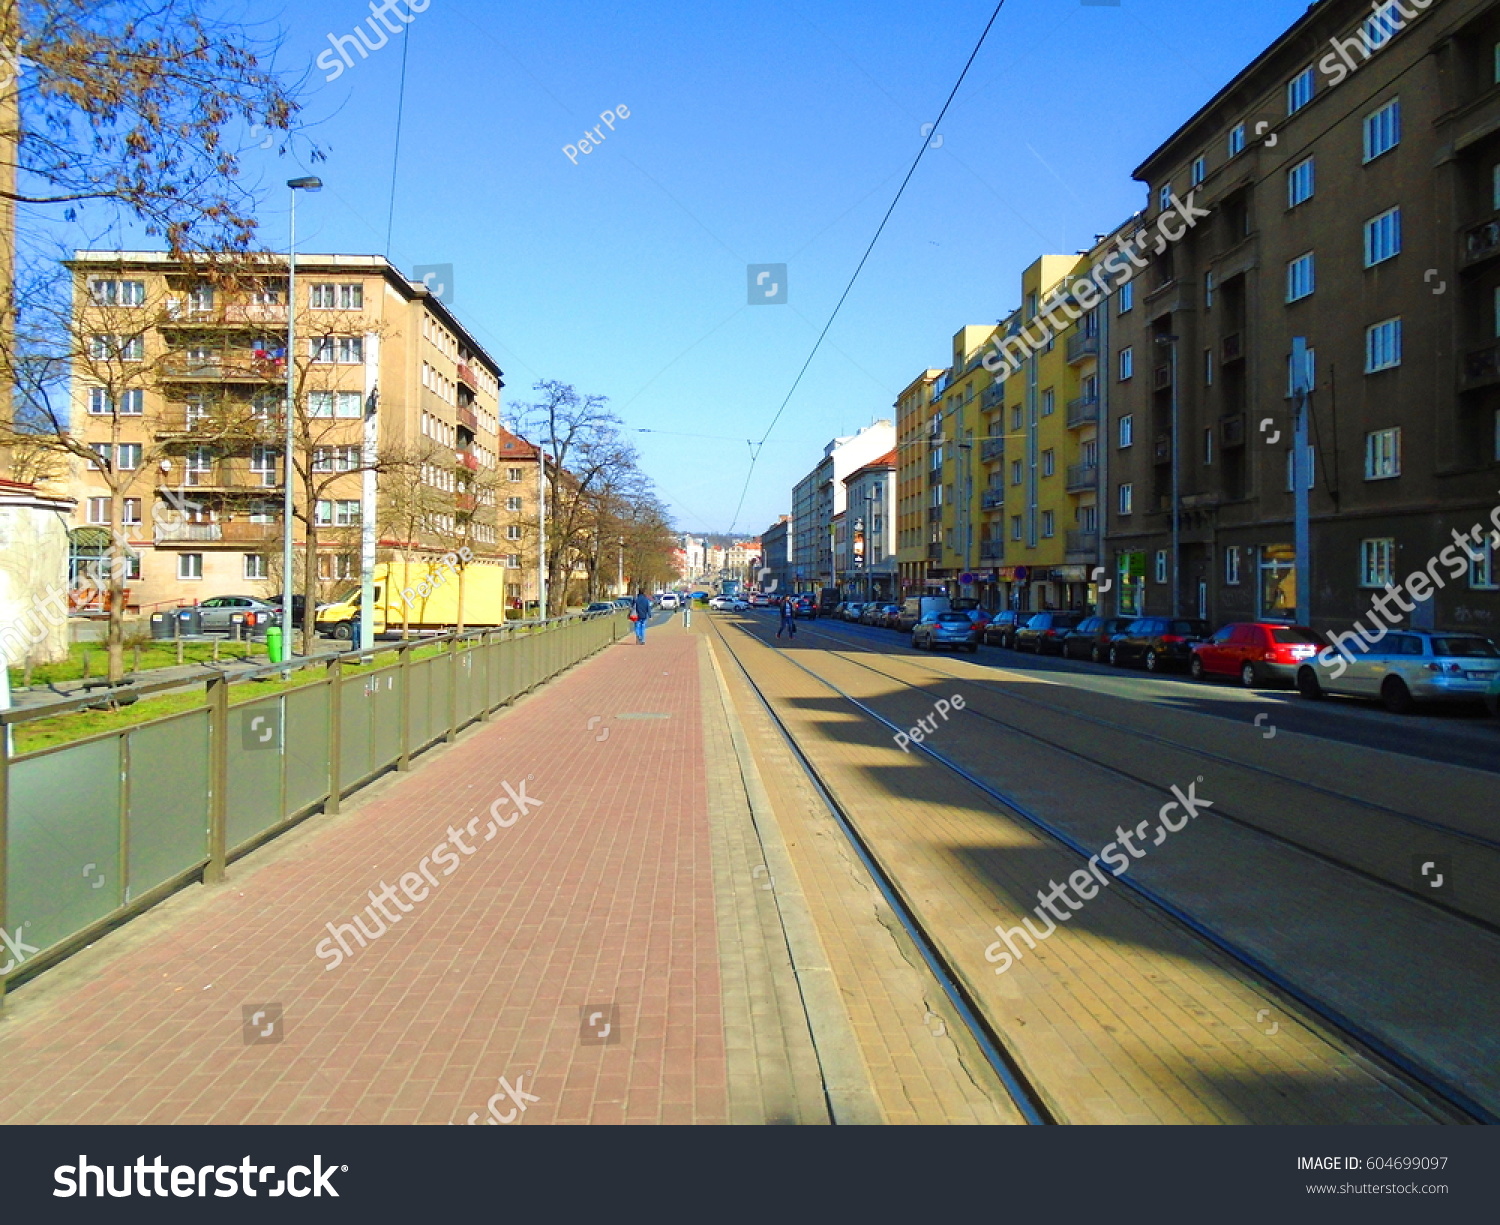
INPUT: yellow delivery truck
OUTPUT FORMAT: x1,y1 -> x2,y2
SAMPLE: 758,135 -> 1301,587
315,551 -> 515,639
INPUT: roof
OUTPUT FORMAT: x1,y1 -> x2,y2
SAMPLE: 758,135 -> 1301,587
843,448 -> 898,483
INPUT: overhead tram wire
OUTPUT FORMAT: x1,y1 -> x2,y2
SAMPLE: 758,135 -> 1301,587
384,16 -> 414,258
725,0 -> 1011,534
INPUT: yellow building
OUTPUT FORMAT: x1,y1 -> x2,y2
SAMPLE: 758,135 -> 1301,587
894,368 -> 943,596
61,251 -> 526,612
980,255 -> 1102,612
925,326 -> 999,597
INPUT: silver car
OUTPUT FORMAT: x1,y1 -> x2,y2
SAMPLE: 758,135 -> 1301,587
1296,629 -> 1500,713
196,594 -> 280,634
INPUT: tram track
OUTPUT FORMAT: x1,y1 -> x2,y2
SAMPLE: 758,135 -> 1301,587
710,613 -> 1494,1126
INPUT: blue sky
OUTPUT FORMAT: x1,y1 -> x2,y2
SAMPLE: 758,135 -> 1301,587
78,0 -> 1313,536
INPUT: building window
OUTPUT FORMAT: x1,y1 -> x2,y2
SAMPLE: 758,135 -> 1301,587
244,553 -> 268,580
1203,428 -> 1214,465
1225,545 -> 1242,585
506,496 -> 523,512
1119,483 -> 1133,516
1010,406 -> 1023,431
248,501 -> 276,524
1287,66 -> 1315,114
1155,551 -> 1168,583
1363,98 -> 1400,163
1204,348 -> 1213,385
1118,280 -> 1134,313
310,336 -> 365,364
1191,155 -> 1206,186
1041,389 -> 1054,417
89,279 -> 145,306
122,498 -> 142,525
1010,516 -> 1023,542
1287,157 -> 1314,207
1363,1 -> 1403,50
1158,183 -> 1172,212
1363,207 -> 1401,266
317,553 -> 357,581
1365,318 -> 1402,372
1287,347 -> 1316,397
115,443 -> 141,470
1364,427 -> 1401,479
1041,449 -> 1055,477
308,391 -> 362,417
314,499 -> 361,527
507,466 -> 525,482
178,553 -> 204,580
1472,540 -> 1499,589
1010,459 -> 1023,486
310,283 -> 364,310
86,497 -> 110,525
1228,123 -> 1246,156
1119,414 -> 1134,448
1041,510 -> 1055,538
1285,446 -> 1316,491
1360,538 -> 1395,588
312,445 -> 360,473
1286,252 -> 1315,301
187,284 -> 214,312
506,524 -> 522,540
1204,271 -> 1215,309
1119,347 -> 1134,380
505,554 -> 522,569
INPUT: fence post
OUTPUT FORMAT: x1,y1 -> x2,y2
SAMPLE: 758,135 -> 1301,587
480,630 -> 495,721
446,635 -> 460,742
398,643 -> 412,771
327,655 -> 343,815
205,672 -> 230,884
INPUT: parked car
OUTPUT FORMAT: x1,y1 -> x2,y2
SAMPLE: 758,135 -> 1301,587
196,595 -> 281,635
861,603 -> 896,626
841,602 -> 866,622
1061,616 -> 1136,662
881,604 -> 904,629
1190,622 -> 1326,687
897,595 -> 951,632
792,596 -> 819,619
831,602 -> 850,620
747,592 -> 768,606
954,606 -> 993,630
982,610 -> 1026,649
1107,617 -> 1213,671
1296,629 -> 1500,713
1012,612 -> 1085,654
584,602 -> 616,615
912,610 -> 980,653
708,595 -> 748,611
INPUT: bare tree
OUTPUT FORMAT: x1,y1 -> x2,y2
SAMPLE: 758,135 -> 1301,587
376,439 -> 453,639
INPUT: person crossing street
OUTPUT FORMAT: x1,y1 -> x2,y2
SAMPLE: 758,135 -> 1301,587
775,597 -> 796,641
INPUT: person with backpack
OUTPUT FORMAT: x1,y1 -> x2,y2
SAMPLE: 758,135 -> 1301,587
630,590 -> 651,644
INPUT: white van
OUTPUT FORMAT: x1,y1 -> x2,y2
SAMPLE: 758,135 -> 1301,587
660,593 -> 681,610
897,595 -> 950,632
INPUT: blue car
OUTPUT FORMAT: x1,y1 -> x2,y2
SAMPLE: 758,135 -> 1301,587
912,611 -> 980,653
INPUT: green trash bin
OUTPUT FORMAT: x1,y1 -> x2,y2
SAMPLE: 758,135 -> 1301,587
266,626 -> 284,664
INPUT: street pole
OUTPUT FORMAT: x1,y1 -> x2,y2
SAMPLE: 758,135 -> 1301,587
617,535 -> 624,595
360,369 -> 378,653
537,451 -> 548,620
283,176 -> 322,659
1291,336 -> 1312,626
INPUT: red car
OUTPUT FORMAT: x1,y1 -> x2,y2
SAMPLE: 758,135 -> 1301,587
1190,622 -> 1326,687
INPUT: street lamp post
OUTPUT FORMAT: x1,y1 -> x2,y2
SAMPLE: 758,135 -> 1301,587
1155,334 -> 1180,618
284,176 -> 322,659
617,535 -> 624,595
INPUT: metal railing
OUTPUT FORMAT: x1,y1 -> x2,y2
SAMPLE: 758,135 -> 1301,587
1065,394 -> 1099,427
0,611 -> 626,1008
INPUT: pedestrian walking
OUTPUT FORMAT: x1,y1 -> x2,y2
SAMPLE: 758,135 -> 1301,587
775,597 -> 797,640
631,589 -> 651,644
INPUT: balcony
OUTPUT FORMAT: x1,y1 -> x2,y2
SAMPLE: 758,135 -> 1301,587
456,493 -> 477,513
928,467 -> 943,486
1065,463 -> 1098,492
157,299 -> 287,329
456,450 -> 480,472
1463,214 -> 1500,269
1154,434 -> 1172,463
980,541 -> 1005,560
159,353 -> 280,384
1065,332 -> 1099,365
981,385 -> 1005,410
155,410 -> 280,443
457,362 -> 479,391
979,438 -> 1005,462
1222,332 -> 1245,364
980,489 -> 1005,510
456,404 -> 479,432
1220,413 -> 1246,447
927,505 -> 945,523
1463,340 -> 1500,389
154,520 -> 282,546
1153,363 -> 1173,391
1065,530 -> 1099,556
1065,394 -> 1099,428
926,542 -> 943,560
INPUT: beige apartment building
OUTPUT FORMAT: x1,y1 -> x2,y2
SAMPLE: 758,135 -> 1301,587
894,368 -> 944,594
63,251 -> 537,613
1105,0 -> 1500,631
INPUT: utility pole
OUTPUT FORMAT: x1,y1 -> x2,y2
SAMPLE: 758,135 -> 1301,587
360,373 -> 378,652
284,176 -> 323,659
536,451 -> 548,620
1291,336 -> 1312,626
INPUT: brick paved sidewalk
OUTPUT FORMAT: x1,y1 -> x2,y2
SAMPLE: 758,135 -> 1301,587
0,616 -> 822,1125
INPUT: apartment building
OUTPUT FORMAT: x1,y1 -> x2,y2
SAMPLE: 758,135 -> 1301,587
66,251 -> 513,611
840,450 -> 897,602
758,515 -> 790,593
790,421 -> 895,594
1106,0 -> 1500,632
923,327 -> 999,598
894,369 -> 944,594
